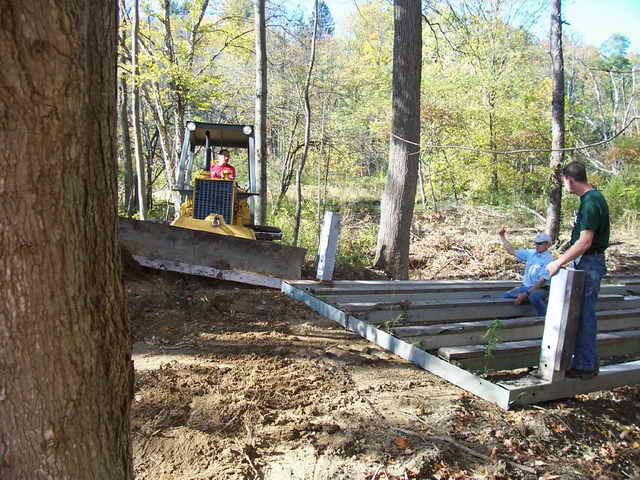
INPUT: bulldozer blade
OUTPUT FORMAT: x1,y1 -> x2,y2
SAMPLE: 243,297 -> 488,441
119,218 -> 307,288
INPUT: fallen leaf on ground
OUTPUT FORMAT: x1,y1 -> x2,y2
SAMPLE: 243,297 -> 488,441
393,437 -> 410,449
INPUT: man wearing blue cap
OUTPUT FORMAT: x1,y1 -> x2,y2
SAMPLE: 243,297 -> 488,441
498,227 -> 554,315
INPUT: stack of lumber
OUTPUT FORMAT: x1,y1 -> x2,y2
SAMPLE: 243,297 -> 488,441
294,279 -> 640,372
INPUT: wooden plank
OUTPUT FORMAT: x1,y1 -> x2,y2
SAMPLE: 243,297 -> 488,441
339,296 -> 640,325
309,284 -> 518,295
316,211 -> 341,281
392,309 -> 640,350
538,269 -> 584,381
281,282 -> 513,409
442,330 -> 640,360
623,283 -> 640,295
321,284 -> 626,301
503,360 -> 640,408
289,280 -> 626,296
132,256 -> 282,289
321,285 -> 627,303
289,280 -> 521,293
440,331 -> 640,372
324,290 -> 507,304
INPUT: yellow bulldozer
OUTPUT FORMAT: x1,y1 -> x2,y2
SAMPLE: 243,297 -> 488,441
171,121 -> 283,241
119,121 -> 306,287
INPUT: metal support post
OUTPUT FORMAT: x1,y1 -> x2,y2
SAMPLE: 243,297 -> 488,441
316,211 -> 341,281
538,268 -> 585,382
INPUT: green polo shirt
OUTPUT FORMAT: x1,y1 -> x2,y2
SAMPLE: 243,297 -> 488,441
570,189 -> 610,254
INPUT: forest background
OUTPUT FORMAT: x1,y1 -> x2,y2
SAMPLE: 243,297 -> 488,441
117,0 -> 640,269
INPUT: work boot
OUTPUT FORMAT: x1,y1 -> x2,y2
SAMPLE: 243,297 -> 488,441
565,367 -> 599,380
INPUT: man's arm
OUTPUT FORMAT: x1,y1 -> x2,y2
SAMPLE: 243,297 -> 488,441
528,277 -> 546,293
546,230 -> 594,276
514,277 -> 546,305
498,226 -> 517,257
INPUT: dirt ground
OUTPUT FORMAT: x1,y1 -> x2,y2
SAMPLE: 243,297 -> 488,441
128,216 -> 640,480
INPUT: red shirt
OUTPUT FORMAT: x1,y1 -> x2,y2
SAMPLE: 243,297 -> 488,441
210,163 -> 236,180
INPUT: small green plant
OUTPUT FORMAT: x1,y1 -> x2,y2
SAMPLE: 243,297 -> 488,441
382,312 -> 408,333
483,319 -> 503,373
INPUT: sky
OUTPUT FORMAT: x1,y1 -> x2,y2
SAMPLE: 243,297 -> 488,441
560,0 -> 640,52
317,0 -> 640,53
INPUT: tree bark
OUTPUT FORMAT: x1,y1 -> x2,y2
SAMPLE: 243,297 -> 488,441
373,0 -> 422,279
132,0 -> 147,219
545,0 -> 564,242
255,0 -> 269,224
0,1 -> 133,479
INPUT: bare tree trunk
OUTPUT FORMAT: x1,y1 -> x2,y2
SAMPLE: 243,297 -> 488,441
132,0 -> 147,219
488,107 -> 499,198
255,0 -> 268,224
271,114 -> 301,215
119,74 -> 135,216
0,1 -> 133,478
417,153 -> 427,208
144,84 -> 181,216
292,0 -> 319,246
317,98 -> 327,244
545,0 -> 564,242
373,0 -> 422,279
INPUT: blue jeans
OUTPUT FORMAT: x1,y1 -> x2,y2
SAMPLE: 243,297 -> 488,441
572,253 -> 606,371
502,285 -> 549,316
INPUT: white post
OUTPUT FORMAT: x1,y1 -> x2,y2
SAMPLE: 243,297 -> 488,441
538,268 -> 585,382
316,211 -> 341,281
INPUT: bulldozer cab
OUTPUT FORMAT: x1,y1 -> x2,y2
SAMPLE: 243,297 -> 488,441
175,121 -> 258,219
173,121 -> 281,241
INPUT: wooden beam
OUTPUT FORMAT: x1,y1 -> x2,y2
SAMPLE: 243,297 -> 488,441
321,284 -> 627,304
132,255 -> 282,289
339,296 -> 640,325
289,280 -> 521,293
440,331 -> 640,372
289,279 -> 626,296
316,211 -> 341,281
538,268 -> 584,381
503,360 -> 640,408
302,283 -> 519,295
392,309 -> 640,350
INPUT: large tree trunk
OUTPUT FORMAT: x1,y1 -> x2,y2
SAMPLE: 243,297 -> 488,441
132,0 -> 147,219
373,0 -> 422,279
546,0 -> 564,242
0,1 -> 133,479
255,0 -> 268,224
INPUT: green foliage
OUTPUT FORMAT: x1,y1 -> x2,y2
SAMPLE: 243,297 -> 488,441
318,1 -> 335,37
269,192 -> 379,268
483,319 -> 503,373
598,34 -> 632,70
600,165 -> 640,221
382,312 -> 408,333
607,135 -> 640,170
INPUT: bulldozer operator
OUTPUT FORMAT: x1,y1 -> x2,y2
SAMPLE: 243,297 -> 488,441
210,149 -> 236,180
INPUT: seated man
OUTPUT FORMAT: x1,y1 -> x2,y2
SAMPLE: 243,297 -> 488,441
210,149 -> 236,180
498,227 -> 554,316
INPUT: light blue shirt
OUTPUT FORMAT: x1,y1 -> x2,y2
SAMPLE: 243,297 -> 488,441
515,249 -> 554,288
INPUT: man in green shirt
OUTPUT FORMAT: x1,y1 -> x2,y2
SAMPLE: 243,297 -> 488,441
546,161 -> 609,379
